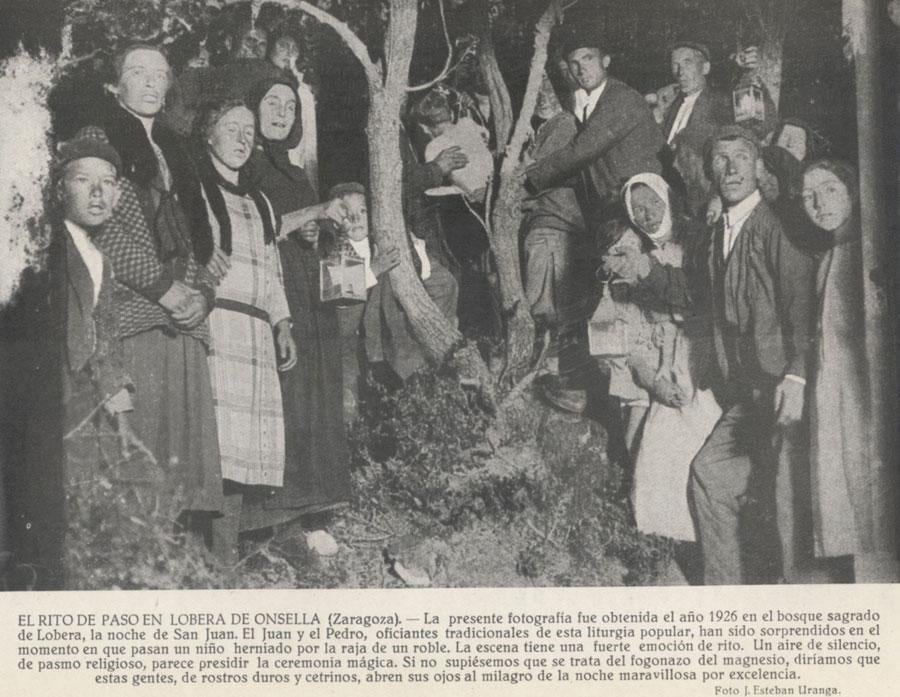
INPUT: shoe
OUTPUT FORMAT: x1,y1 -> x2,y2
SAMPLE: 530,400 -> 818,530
535,373 -> 587,414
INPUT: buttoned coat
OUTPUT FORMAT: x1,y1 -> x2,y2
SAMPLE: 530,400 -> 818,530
526,78 -> 664,231
661,87 -> 732,215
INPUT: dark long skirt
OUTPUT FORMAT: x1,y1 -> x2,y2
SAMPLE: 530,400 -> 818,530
241,235 -> 350,530
121,328 -> 224,513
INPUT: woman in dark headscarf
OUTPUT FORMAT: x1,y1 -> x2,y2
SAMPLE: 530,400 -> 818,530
759,145 -> 829,255
771,117 -> 828,164
238,75 -> 352,537
801,158 -> 881,579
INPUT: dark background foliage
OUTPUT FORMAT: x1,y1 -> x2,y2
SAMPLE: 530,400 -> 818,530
2,0 -> 855,189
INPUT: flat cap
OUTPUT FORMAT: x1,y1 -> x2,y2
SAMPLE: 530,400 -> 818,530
708,124 -> 761,150
669,40 -> 711,62
327,182 -> 366,199
560,25 -> 607,59
56,126 -> 122,175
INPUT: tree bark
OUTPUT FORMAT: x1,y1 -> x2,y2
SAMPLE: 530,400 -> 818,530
476,0 -> 513,149
285,0 -> 492,394
843,0 -> 899,580
482,2 -> 557,380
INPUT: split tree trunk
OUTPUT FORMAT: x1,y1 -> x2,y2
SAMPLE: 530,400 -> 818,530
481,2 -> 557,380
287,0 -> 492,393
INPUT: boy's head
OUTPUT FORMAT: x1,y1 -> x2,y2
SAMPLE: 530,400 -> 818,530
55,126 -> 123,229
327,182 -> 368,242
411,89 -> 452,138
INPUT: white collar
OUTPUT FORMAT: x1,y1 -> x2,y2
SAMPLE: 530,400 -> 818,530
64,219 -> 104,306
681,88 -> 703,105
574,80 -> 608,120
724,189 -> 761,228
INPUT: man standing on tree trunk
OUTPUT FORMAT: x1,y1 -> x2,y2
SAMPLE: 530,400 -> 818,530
524,27 -> 664,410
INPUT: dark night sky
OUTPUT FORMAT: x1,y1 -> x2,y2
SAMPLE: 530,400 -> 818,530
0,0 -> 63,57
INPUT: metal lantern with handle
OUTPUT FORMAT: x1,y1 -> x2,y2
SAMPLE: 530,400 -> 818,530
319,248 -> 367,304
732,82 -> 766,129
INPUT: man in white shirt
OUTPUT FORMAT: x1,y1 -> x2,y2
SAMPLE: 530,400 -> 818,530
54,127 -> 138,456
604,125 -> 817,585
661,41 -> 732,217
526,28 -> 664,413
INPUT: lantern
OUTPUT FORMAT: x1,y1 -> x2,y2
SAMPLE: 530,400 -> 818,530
319,249 -> 367,304
732,83 -> 766,128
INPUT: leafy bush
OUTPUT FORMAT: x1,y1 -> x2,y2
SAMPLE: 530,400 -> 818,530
351,365 -> 541,527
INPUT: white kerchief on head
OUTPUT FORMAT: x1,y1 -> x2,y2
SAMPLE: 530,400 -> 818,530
622,172 -> 673,245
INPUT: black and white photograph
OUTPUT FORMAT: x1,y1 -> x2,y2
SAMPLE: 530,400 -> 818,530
0,0 -> 897,602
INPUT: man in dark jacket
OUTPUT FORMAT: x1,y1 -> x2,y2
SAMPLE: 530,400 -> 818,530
525,30 -> 664,410
604,126 -> 816,585
662,41 -> 732,217
525,30 -> 664,236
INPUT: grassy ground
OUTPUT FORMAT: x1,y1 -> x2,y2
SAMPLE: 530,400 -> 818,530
64,366 -> 680,590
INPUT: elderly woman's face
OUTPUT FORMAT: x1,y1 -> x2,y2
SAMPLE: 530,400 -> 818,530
629,183 -> 666,236
802,168 -> 852,232
208,106 -> 256,171
259,84 -> 297,142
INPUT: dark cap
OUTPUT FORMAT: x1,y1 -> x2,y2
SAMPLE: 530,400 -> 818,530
669,40 -> 711,62
327,182 -> 366,199
560,25 -> 607,59
709,124 -> 761,151
703,125 -> 761,177
55,126 -> 122,176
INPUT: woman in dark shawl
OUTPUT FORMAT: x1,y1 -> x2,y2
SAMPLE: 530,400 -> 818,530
759,145 -> 830,255
239,74 -> 352,535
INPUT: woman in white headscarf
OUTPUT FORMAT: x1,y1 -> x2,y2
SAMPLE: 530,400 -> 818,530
619,173 -> 721,549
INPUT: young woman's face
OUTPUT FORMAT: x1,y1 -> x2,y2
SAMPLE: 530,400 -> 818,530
629,183 -> 666,236
802,168 -> 853,232
258,84 -> 297,142
208,106 -> 255,171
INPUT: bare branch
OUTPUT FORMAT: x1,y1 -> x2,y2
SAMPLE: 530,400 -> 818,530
477,0 -> 514,150
275,0 -> 383,88
500,1 -> 557,169
406,0 -> 453,92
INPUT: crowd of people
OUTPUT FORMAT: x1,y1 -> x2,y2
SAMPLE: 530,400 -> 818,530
0,14 -> 889,589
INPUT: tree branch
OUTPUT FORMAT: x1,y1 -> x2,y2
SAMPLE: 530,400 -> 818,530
501,1 -> 557,168
278,0 -> 383,87
406,0 -> 453,92
477,0 -> 513,150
